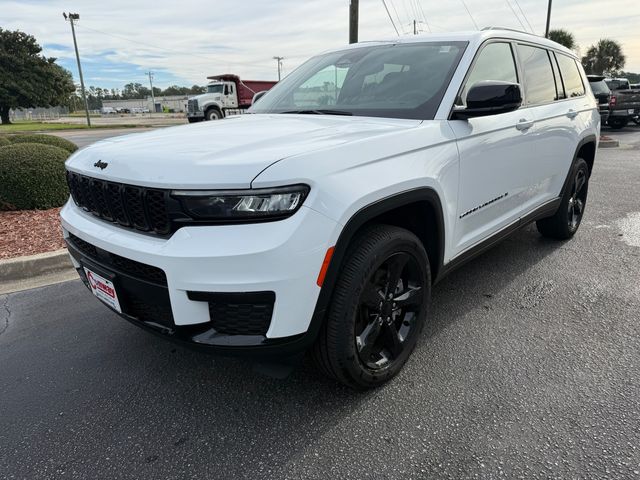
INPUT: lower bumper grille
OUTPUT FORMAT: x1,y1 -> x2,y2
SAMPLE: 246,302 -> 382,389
188,291 -> 274,336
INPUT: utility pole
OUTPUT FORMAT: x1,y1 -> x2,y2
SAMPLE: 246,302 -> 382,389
147,71 -> 155,115
273,56 -> 284,81
414,19 -> 417,35
545,0 -> 552,38
63,12 -> 91,127
349,0 -> 359,44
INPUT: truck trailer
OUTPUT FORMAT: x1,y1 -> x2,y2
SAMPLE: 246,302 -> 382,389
186,74 -> 277,122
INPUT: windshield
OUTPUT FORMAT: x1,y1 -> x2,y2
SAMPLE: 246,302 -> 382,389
207,84 -> 224,94
250,42 -> 467,120
589,80 -> 610,95
606,79 -> 630,91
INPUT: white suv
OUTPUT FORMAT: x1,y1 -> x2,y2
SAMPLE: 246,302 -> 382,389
61,29 -> 599,388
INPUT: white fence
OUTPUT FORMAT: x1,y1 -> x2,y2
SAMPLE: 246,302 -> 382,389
9,106 -> 70,121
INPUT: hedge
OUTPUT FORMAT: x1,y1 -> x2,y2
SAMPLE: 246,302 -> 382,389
0,143 -> 70,210
10,133 -> 78,153
0,137 -> 11,148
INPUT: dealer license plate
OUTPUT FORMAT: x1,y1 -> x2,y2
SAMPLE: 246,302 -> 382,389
83,267 -> 122,313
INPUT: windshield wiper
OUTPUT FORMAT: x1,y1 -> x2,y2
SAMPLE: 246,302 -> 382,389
280,109 -> 353,116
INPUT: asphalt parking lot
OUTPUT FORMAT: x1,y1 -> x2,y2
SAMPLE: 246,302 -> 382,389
1,127 -> 640,479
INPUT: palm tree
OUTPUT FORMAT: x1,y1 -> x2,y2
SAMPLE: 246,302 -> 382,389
581,39 -> 626,76
548,29 -> 576,50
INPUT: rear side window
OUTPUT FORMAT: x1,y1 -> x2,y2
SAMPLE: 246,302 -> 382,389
517,44 -> 557,105
556,54 -> 585,98
457,42 -> 518,106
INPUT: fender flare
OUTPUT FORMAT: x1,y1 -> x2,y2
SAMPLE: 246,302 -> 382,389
303,187 -> 446,347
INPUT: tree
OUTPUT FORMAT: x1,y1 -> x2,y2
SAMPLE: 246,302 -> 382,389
548,29 -> 576,50
582,39 -> 626,76
0,28 -> 75,124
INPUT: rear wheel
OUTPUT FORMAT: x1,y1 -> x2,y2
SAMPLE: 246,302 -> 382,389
312,225 -> 430,389
536,158 -> 589,240
608,117 -> 628,129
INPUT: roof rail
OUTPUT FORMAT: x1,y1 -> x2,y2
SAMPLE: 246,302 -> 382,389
481,26 -> 537,36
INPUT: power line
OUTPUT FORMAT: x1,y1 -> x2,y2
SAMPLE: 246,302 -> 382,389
388,0 -> 406,33
381,0 -> 400,35
512,0 -> 535,33
460,0 -> 479,30
505,0 -> 527,32
416,0 -> 431,33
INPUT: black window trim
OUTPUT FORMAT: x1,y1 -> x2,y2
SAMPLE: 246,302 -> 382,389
448,37 -> 521,119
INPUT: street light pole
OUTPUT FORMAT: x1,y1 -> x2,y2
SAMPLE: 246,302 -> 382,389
349,0 -> 359,44
63,12 -> 91,127
545,0 -> 552,38
147,71 -> 155,115
273,56 -> 284,81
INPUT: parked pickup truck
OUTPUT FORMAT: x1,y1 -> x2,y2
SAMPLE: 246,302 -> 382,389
606,77 -> 640,129
186,74 -> 277,122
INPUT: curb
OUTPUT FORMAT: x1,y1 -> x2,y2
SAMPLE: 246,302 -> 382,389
0,249 -> 73,283
599,139 -> 619,148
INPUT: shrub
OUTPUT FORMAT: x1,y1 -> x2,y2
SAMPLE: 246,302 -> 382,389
0,143 -> 70,210
0,137 -> 11,148
10,133 -> 78,153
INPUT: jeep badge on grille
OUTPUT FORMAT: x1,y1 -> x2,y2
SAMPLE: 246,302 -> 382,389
94,160 -> 108,170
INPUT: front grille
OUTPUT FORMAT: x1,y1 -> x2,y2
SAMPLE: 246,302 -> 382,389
187,99 -> 199,113
66,172 -> 171,235
188,291 -> 274,336
68,233 -> 167,286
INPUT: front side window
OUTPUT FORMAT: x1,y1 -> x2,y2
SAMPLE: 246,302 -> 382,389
250,42 -> 467,120
207,84 -> 223,94
457,42 -> 518,106
556,54 -> 585,98
517,44 -> 557,105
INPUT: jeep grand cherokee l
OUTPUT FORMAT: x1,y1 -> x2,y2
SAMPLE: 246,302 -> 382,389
62,29 -> 599,389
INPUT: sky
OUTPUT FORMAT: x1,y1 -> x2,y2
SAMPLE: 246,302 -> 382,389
2,0 -> 639,90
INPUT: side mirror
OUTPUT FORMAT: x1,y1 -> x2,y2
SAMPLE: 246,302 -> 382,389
453,81 -> 522,119
252,91 -> 268,105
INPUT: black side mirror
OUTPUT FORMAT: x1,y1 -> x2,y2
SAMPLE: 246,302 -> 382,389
252,90 -> 268,105
453,81 -> 522,119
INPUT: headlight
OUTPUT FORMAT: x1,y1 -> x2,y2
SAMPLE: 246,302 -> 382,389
171,184 -> 309,221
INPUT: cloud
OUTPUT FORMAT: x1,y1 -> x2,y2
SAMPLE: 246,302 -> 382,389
2,0 -> 639,89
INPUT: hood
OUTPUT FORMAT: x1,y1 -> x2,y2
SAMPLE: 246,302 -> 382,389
65,114 -> 421,189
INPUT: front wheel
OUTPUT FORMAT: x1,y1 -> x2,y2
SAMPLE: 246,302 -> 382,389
536,158 -> 589,240
205,108 -> 222,121
312,225 -> 431,389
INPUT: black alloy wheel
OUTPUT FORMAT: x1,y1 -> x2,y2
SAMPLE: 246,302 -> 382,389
567,168 -> 587,232
313,225 -> 431,389
355,252 -> 424,370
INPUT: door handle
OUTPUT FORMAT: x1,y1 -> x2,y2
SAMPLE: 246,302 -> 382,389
515,119 -> 534,131
567,109 -> 579,119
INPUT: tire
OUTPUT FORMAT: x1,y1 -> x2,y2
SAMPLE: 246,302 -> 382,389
536,158 -> 589,240
205,108 -> 222,121
312,224 -> 431,389
633,117 -> 640,126
608,117 -> 628,129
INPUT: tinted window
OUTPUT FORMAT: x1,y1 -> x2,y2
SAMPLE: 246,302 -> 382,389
250,42 -> 467,120
556,54 -> 585,97
458,42 -> 518,106
517,44 -> 557,105
589,79 -> 610,95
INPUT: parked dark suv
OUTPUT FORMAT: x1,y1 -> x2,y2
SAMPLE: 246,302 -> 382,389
587,75 -> 611,125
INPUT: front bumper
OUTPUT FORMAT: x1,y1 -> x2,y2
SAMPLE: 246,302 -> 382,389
61,200 -> 338,355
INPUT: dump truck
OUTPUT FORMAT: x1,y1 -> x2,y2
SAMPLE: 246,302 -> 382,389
186,74 -> 277,122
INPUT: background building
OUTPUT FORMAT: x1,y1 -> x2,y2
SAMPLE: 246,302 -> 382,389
102,95 -> 188,113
